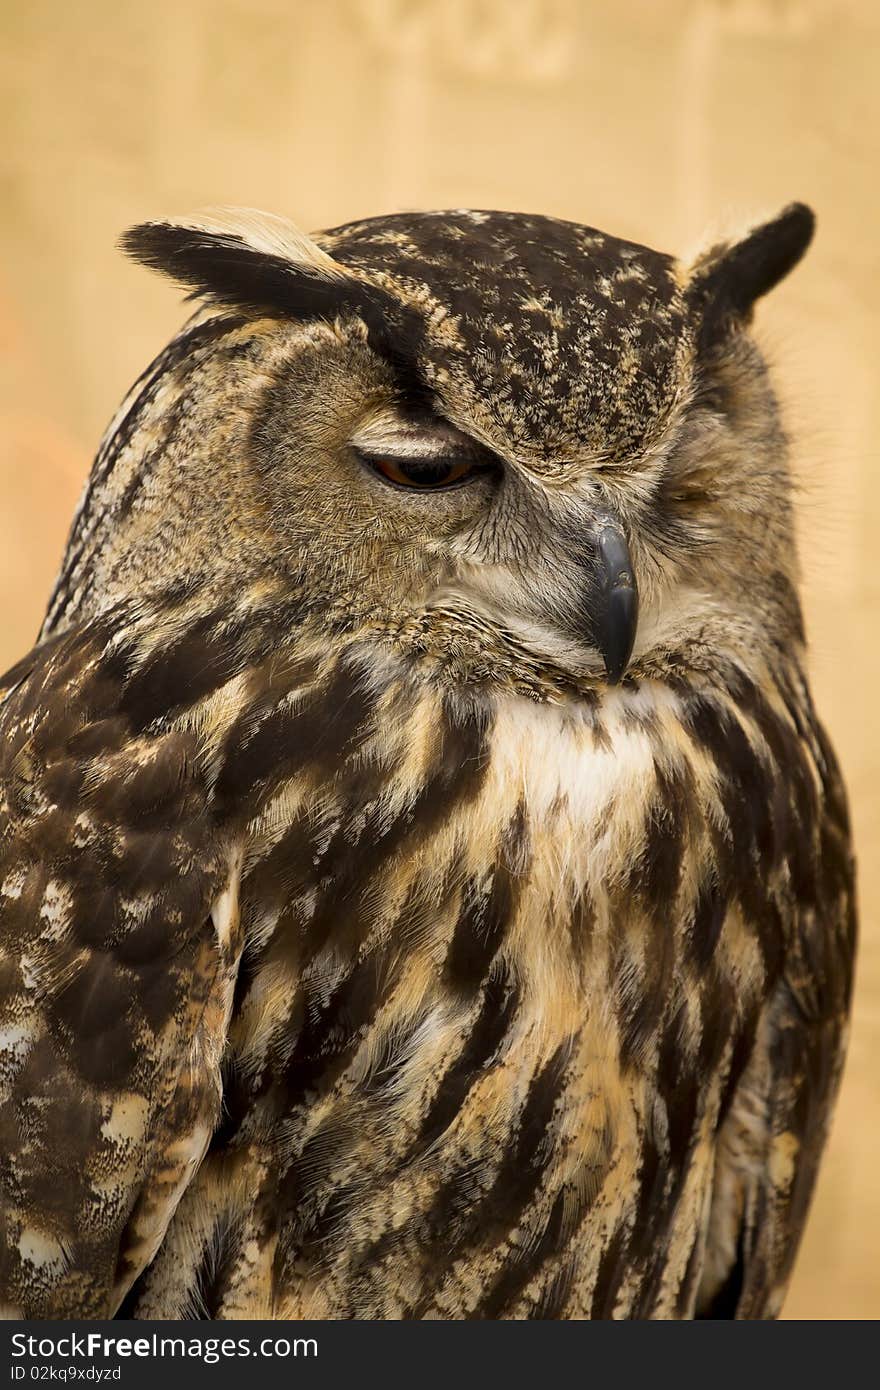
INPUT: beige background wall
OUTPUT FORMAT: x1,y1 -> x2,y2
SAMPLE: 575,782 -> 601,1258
0,0 -> 877,1318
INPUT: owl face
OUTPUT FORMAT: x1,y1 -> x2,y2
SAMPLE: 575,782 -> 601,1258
88,204 -> 815,690
250,318 -> 642,683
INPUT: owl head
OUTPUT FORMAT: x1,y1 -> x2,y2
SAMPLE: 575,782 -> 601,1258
61,203 -> 814,693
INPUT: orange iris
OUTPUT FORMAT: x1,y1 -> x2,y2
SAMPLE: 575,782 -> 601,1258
368,455 -> 476,489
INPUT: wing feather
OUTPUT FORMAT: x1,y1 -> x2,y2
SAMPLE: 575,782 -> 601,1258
0,625 -> 242,1317
697,719 -> 856,1319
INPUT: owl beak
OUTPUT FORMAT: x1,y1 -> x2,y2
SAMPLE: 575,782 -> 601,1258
590,518 -> 638,685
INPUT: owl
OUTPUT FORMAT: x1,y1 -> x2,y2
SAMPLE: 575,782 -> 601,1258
0,202 -> 855,1320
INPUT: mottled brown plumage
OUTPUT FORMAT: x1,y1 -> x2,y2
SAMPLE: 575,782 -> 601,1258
0,204 -> 855,1319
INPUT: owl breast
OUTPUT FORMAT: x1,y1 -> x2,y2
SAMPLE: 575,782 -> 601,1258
123,649 -> 772,1319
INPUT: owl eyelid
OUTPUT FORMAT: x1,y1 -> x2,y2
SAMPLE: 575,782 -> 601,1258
349,430 -> 492,461
349,412 -> 501,467
354,445 -> 485,467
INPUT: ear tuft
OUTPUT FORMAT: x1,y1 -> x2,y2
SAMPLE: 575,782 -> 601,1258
121,208 -> 355,319
687,202 -> 815,347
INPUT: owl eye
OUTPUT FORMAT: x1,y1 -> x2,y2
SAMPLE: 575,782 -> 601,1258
358,451 -> 478,491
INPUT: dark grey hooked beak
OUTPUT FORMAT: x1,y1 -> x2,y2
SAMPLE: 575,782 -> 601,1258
590,517 -> 639,684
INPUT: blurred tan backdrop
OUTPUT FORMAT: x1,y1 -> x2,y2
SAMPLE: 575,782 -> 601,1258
0,0 -> 877,1319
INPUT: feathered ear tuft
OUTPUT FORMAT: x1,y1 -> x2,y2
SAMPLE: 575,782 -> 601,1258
687,202 -> 815,348
121,207 -> 434,406
121,208 -> 362,319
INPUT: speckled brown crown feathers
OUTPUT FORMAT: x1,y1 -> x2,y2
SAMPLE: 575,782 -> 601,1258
123,203 -> 815,474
